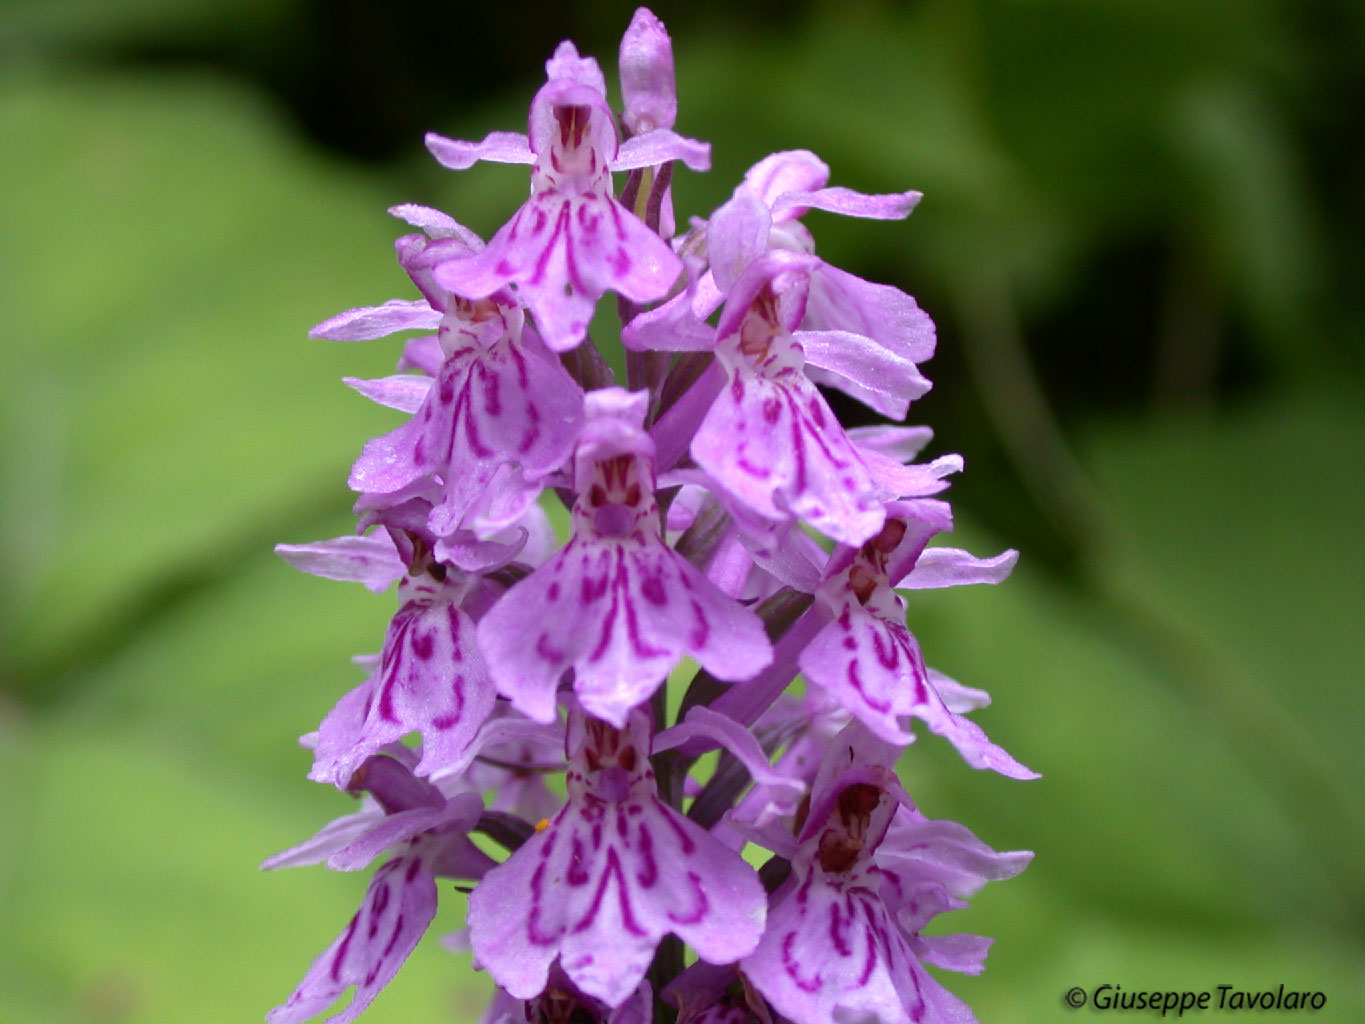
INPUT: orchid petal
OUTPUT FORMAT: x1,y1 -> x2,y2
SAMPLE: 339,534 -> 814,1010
803,264 -> 936,364
275,534 -> 403,593
654,706 -> 806,816
435,193 -> 682,352
692,373 -> 888,546
927,669 -> 991,714
326,804 -> 460,872
478,538 -> 771,727
310,299 -> 441,341
915,933 -> 993,976
797,329 -> 932,420
615,129 -> 711,172
880,816 -> 1034,901
268,857 -> 436,1024
388,204 -> 486,248
800,586 -> 1036,777
743,873 -> 944,1024
706,192 -> 773,295
425,130 -> 534,170
468,788 -> 764,1007
349,328 -> 582,533
262,807 -> 381,871
741,150 -> 830,210
897,547 -> 1018,589
620,8 -> 676,134
398,335 -> 443,376
310,589 -> 496,784
343,374 -> 432,415
847,429 -> 933,469
545,41 -> 607,94
770,187 -> 921,222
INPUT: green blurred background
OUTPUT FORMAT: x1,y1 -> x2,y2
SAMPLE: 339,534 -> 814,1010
2,0 -> 1363,1021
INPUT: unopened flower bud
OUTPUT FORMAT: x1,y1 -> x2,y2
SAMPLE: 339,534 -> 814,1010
620,7 -> 677,134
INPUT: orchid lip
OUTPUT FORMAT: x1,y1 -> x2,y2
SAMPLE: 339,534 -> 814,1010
593,503 -> 637,536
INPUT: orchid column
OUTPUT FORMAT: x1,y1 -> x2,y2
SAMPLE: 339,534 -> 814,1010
267,9 -> 1034,1024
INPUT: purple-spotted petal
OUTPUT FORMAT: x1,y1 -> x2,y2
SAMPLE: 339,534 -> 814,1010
268,855 -> 437,1024
799,589 -> 1036,777
692,372 -> 888,545
478,537 -> 771,726
468,789 -> 765,1007
349,326 -> 582,534
799,596 -> 923,746
434,193 -> 682,352
743,873 -> 954,1024
310,586 -> 495,784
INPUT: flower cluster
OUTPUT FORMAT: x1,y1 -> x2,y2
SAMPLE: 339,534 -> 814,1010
267,10 -> 1034,1024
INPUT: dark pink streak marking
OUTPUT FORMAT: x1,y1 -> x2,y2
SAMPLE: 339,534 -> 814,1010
666,870 -> 708,925
782,931 -> 822,993
571,846 -> 648,937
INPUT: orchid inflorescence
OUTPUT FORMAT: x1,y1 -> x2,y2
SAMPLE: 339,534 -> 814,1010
266,9 -> 1035,1024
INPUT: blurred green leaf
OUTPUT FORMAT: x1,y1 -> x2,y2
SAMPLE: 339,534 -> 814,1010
0,713 -> 487,1024
0,73 -> 423,692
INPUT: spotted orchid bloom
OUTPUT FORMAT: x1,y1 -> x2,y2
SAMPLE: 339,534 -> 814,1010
689,250 -> 960,546
272,12 -> 1034,1024
799,509 -> 1036,777
313,220 -> 585,537
623,153 -> 934,421
742,730 -> 1030,1024
477,389 -> 772,726
727,152 -> 935,409
265,755 -> 494,1024
278,522 -> 498,786
425,42 -> 709,352
468,710 -> 767,1007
